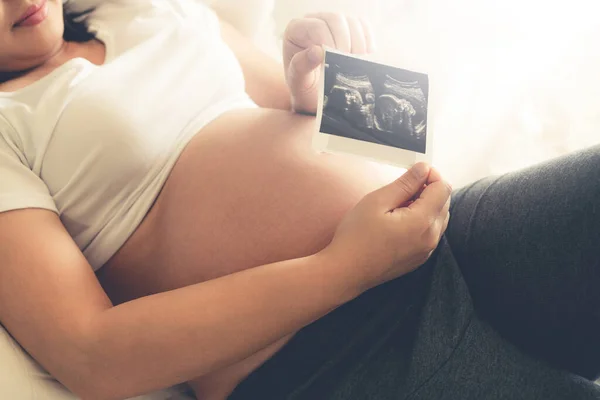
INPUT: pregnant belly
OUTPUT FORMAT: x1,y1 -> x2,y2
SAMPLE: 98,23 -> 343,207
98,107 -> 400,392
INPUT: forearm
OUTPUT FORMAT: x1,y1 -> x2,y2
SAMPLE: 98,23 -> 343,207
86,252 -> 357,399
219,19 -> 292,110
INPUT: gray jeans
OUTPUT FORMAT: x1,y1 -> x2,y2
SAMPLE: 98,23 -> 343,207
230,146 -> 600,399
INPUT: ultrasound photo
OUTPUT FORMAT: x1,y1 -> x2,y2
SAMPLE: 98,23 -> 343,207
318,51 -> 429,154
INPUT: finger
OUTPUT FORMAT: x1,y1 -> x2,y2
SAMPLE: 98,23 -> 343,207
373,162 -> 431,210
347,17 -> 367,54
408,179 -> 452,216
400,184 -> 426,208
432,210 -> 450,244
440,195 -> 451,217
288,46 -> 323,93
422,207 -> 449,253
432,197 -> 451,239
306,13 -> 351,53
440,211 -> 450,237
288,46 -> 324,113
427,167 -> 443,185
359,18 -> 377,53
400,165 -> 445,208
286,17 -> 336,50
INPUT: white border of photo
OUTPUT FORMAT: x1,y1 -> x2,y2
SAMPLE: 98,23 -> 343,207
313,48 -> 433,170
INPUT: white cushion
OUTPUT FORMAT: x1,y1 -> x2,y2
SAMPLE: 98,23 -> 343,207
0,325 -> 77,399
0,325 -> 193,399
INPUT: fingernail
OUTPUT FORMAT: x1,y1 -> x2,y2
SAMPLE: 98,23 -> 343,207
308,46 -> 322,64
412,163 -> 429,179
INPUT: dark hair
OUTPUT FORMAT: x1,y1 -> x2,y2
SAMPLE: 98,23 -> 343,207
63,1 -> 96,42
0,2 -> 95,83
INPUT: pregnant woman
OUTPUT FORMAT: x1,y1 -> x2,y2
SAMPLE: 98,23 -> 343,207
0,1 -> 599,399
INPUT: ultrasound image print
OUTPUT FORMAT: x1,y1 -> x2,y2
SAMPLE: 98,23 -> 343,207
320,51 -> 429,154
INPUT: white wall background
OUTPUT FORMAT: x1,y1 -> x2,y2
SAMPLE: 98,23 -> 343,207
214,0 -> 600,186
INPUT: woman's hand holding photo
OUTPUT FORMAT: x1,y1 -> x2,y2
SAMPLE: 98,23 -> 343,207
283,13 -> 377,115
324,162 -> 452,294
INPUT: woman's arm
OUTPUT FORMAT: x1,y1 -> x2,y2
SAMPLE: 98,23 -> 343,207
0,209 -> 354,399
0,165 -> 449,400
218,19 -> 292,111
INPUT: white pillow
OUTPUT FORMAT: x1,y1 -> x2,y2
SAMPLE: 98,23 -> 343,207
65,0 -> 274,36
0,326 -> 78,399
0,324 -> 193,400
202,0 -> 275,37
65,0 -> 279,56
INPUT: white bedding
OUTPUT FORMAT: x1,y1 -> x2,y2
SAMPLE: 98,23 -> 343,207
0,324 -> 194,399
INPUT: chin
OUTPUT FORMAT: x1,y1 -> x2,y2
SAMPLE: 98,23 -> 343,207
35,0 -> 64,42
5,0 -> 65,72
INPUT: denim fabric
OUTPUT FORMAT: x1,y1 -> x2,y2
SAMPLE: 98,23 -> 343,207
230,146 -> 600,400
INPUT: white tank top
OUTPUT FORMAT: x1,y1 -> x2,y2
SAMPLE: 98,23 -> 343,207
0,0 -> 257,270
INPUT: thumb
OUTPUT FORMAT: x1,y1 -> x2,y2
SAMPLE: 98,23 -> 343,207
373,163 -> 431,210
288,46 -> 324,113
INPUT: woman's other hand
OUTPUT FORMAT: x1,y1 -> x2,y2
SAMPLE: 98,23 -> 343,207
283,13 -> 376,115
323,163 -> 452,293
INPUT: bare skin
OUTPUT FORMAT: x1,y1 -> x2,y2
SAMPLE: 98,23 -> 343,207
0,4 -> 451,399
98,107 -> 399,398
